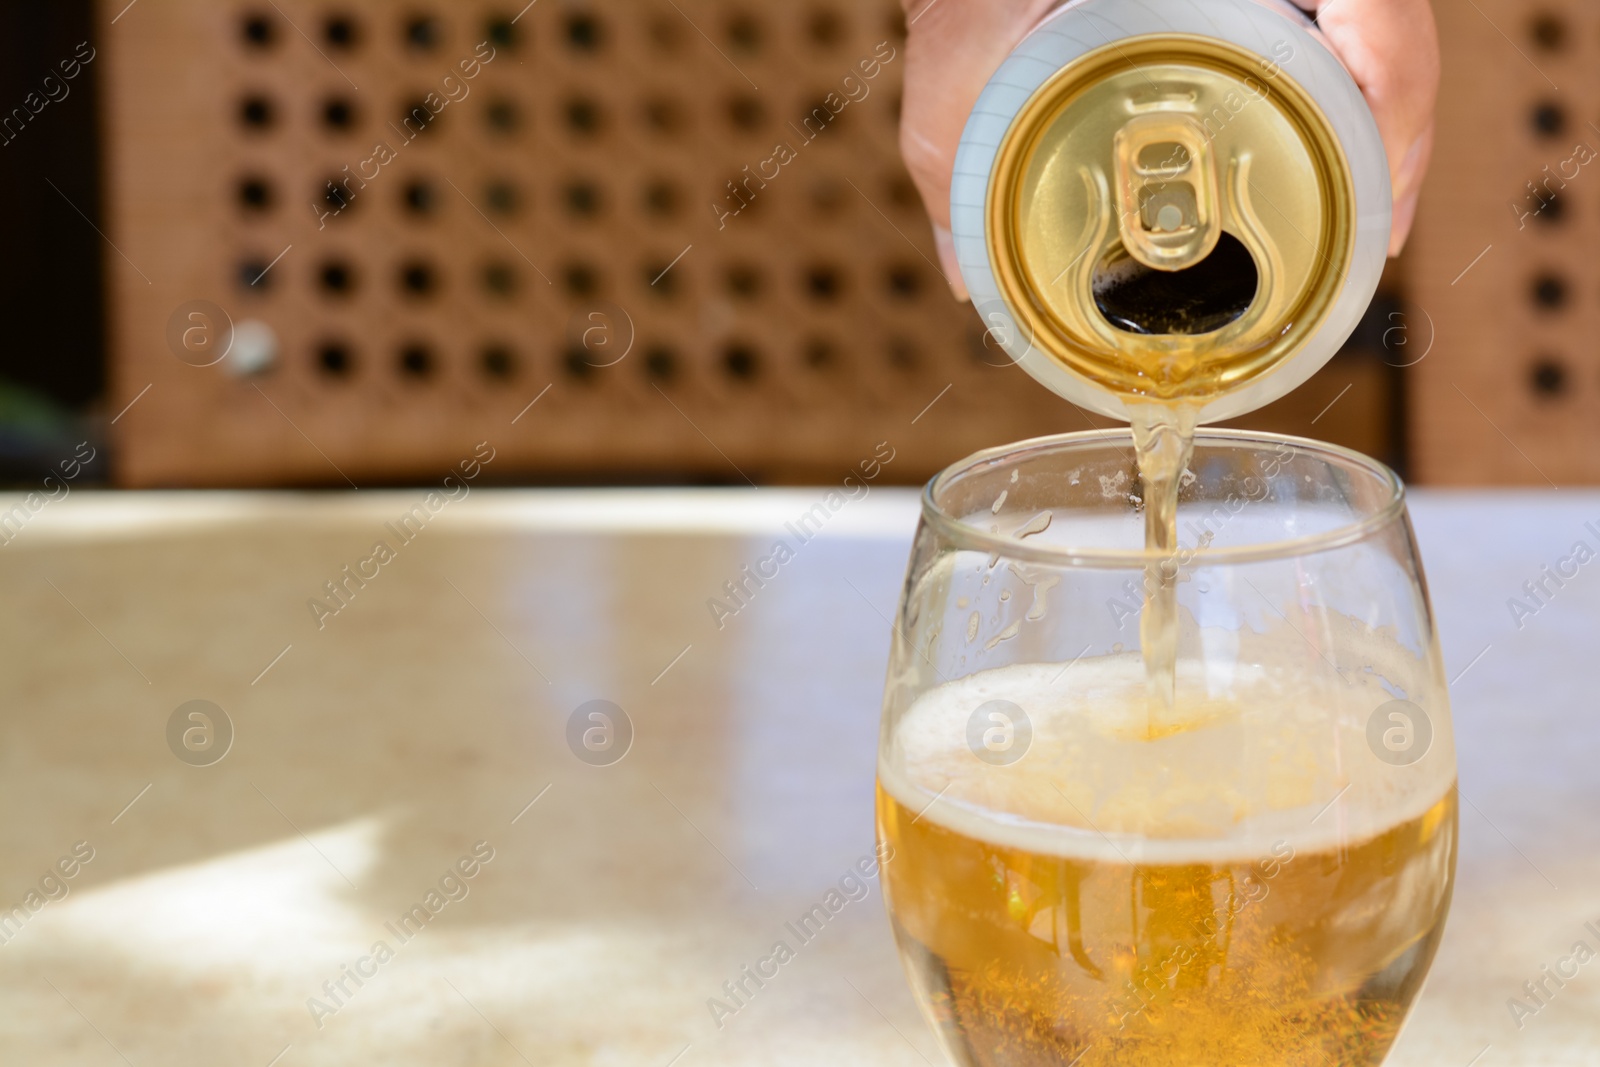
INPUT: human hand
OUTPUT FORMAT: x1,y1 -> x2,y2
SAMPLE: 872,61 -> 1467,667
898,0 -> 1440,301
1314,0 -> 1439,256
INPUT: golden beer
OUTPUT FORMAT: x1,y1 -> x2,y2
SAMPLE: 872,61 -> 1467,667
877,653 -> 1457,1066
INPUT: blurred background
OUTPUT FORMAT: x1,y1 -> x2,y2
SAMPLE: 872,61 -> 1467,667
0,0 -> 1571,489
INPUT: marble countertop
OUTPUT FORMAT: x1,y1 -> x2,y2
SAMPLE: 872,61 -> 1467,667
0,489 -> 1594,1065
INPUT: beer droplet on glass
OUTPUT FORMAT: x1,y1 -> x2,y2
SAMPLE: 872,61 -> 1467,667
985,621 -> 1022,650
1013,511 -> 1053,539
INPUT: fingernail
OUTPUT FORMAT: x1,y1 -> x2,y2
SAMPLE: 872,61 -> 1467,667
933,224 -> 969,303
1389,194 -> 1418,257
1389,132 -> 1430,256
1393,133 -> 1427,195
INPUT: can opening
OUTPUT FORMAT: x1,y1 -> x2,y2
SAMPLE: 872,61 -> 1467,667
1092,231 -> 1258,336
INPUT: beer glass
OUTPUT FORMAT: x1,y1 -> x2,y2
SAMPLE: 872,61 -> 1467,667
877,430 -> 1457,1066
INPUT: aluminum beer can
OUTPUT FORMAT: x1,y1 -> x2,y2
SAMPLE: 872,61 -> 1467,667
952,0 -> 1391,422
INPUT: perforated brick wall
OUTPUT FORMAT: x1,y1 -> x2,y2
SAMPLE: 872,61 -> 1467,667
1407,1 -> 1599,485
99,0 -> 1389,486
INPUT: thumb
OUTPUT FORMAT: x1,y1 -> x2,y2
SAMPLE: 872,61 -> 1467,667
899,0 -> 1057,294
1313,0 -> 1440,254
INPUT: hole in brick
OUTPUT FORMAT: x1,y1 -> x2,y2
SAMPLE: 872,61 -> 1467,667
645,260 -> 679,296
643,97 -> 686,133
238,259 -> 272,290
240,95 -> 275,130
322,176 -> 355,214
1530,357 -> 1567,396
564,263 -> 600,296
486,97 -> 521,133
885,7 -> 907,41
727,14 -> 762,52
400,260 -> 439,297
564,180 -> 603,218
1532,273 -> 1567,309
649,16 -> 684,51
723,344 -> 759,382
485,180 -> 520,215
481,343 -> 517,380
1534,193 -> 1564,225
804,337 -> 836,370
808,9 -> 844,47
973,319 -> 1032,366
399,343 -> 435,379
325,14 -> 359,48
320,260 -> 356,295
318,342 -> 354,377
810,178 -> 846,215
728,95 -> 765,131
323,97 -> 356,131
565,97 -> 602,135
242,12 -> 277,48
238,176 -> 274,212
564,344 -> 598,381
805,265 -> 843,301
726,263 -> 762,298
1529,13 -> 1566,50
887,264 -> 921,300
645,345 -> 677,382
1532,102 -> 1565,137
406,15 -> 442,51
888,176 -> 919,209
566,13 -> 602,51
887,337 -> 918,370
721,181 -> 764,216
486,16 -> 518,49
403,179 -> 437,216
483,262 -> 517,296
643,179 -> 680,217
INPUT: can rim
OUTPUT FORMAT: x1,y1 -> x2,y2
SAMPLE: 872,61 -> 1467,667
947,0 -> 1392,423
984,33 -> 1355,403
922,429 -> 1407,568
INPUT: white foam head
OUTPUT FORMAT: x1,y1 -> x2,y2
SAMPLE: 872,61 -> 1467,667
880,626 -> 1455,865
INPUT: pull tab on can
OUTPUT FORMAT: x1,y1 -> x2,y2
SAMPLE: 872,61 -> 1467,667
1113,114 -> 1220,273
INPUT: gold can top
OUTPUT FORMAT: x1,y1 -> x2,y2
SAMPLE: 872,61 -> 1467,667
987,34 -> 1356,404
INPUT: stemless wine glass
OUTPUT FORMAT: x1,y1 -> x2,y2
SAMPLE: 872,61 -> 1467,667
876,429 -> 1457,1066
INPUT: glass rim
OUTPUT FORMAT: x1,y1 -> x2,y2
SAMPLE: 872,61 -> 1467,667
922,428 -> 1407,568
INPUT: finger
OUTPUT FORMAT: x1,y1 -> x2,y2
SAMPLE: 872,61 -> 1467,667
899,0 -> 1055,246
933,223 -> 969,301
1313,0 -> 1440,254
1388,121 -> 1433,254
